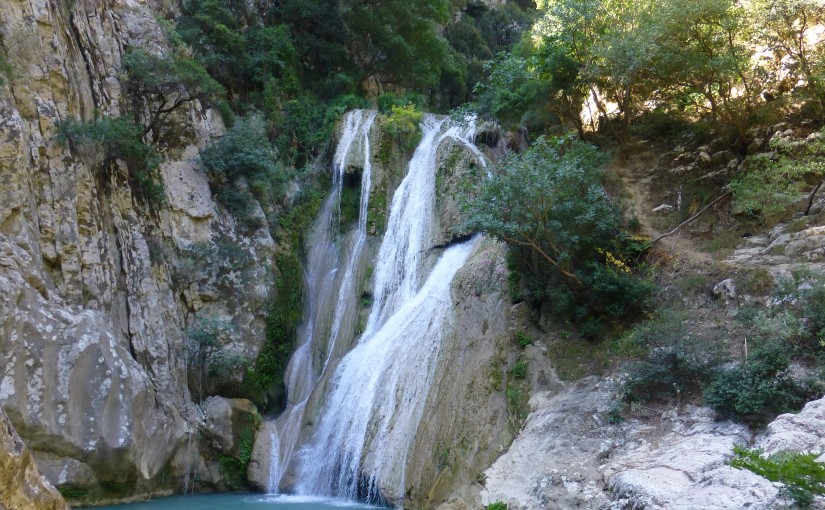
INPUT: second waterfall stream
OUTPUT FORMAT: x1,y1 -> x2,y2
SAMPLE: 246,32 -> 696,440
260,109 -> 486,505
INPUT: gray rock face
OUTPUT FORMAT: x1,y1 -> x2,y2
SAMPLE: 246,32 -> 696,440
757,397 -> 825,456
405,239 -> 515,509
202,397 -> 258,459
0,406 -> 69,510
0,0 -> 276,499
469,380 -> 783,510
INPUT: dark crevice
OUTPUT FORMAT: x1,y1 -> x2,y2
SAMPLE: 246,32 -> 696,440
65,2 -> 101,110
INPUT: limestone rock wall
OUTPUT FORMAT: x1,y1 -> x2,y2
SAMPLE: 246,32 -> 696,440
0,405 -> 69,510
404,239 -> 515,509
0,0 -> 275,500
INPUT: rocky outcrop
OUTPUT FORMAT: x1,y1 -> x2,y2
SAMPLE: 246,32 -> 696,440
443,378 -> 784,510
404,239 -> 517,508
0,0 -> 275,501
0,405 -> 69,510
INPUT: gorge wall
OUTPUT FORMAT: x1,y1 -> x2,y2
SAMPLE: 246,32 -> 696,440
0,0 -> 274,501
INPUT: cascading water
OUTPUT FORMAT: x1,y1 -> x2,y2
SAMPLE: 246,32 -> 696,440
290,114 -> 485,504
265,110 -> 376,493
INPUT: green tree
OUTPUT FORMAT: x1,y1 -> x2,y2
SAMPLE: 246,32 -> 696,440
749,0 -> 825,113
342,0 -> 452,89
123,48 -> 225,143
56,115 -> 164,203
458,136 -> 653,329
176,0 -> 252,95
531,0 -> 658,141
731,447 -> 825,508
646,0 -> 769,143
185,315 -> 246,402
460,136 -> 614,285
266,0 -> 352,97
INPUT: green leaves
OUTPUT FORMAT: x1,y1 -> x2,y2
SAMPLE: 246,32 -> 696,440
201,115 -> 280,181
731,129 -> 825,220
123,48 -> 224,142
730,447 -> 825,508
459,135 -> 652,330
460,136 -> 613,276
55,115 -> 164,204
704,344 -> 810,423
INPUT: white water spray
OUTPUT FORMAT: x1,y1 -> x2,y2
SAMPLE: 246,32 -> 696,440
292,114 -> 485,503
265,110 -> 375,493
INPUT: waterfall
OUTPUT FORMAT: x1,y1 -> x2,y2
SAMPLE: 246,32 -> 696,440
259,109 -> 486,502
291,114 -> 483,503
265,110 -> 375,493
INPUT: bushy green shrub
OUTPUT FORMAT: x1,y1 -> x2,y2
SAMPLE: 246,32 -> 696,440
382,104 -> 424,151
622,310 -> 724,403
730,130 -> 825,221
704,344 -> 811,424
515,330 -> 532,348
55,115 -> 164,204
748,273 -> 825,358
510,361 -> 528,380
202,115 -> 282,181
487,502 -> 508,510
730,446 -> 825,508
459,136 -> 654,331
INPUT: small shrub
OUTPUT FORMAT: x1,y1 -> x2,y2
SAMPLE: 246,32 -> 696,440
0,52 -> 13,86
185,315 -> 245,402
704,344 -> 810,424
730,446 -> 825,508
514,330 -> 532,348
202,114 -> 283,182
737,268 -> 774,295
731,128 -> 825,221
487,503 -> 508,510
382,104 -> 424,151
506,386 -> 529,423
510,361 -> 528,380
622,310 -> 724,403
377,92 -> 426,113
57,486 -> 89,500
55,115 -> 164,204
607,401 -> 625,424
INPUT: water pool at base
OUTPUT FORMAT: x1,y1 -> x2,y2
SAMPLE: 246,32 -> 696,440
80,494 -> 381,510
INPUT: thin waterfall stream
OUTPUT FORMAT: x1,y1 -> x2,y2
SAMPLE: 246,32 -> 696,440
264,111 -> 486,504
266,110 -> 376,493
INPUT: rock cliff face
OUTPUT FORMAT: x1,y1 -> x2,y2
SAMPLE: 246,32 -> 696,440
0,405 -> 69,510
0,0 -> 274,501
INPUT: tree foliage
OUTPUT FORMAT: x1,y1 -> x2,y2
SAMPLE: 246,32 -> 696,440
460,136 -> 614,284
731,129 -> 825,220
56,115 -> 164,203
704,344 -> 811,424
731,447 -> 825,508
474,0 -> 825,143
459,136 -> 653,330
123,48 -> 225,143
